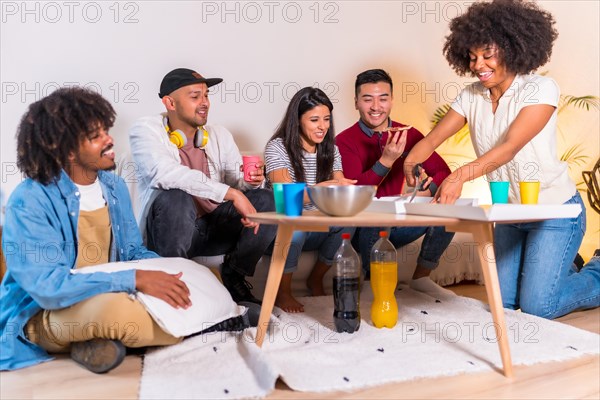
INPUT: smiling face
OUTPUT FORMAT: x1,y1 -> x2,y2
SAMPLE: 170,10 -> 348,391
164,83 -> 210,136
68,126 -> 115,184
469,45 -> 516,95
299,104 -> 331,153
355,81 -> 393,132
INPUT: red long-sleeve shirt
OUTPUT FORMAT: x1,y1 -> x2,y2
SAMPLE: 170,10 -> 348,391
336,121 -> 451,198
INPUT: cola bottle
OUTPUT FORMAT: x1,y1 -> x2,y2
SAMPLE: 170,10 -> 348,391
332,233 -> 361,333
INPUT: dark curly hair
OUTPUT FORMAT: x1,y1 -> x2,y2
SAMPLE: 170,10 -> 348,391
443,0 -> 558,76
17,87 -> 115,184
270,87 -> 335,183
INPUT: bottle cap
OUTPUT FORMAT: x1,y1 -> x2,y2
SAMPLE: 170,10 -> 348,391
379,231 -> 388,237
342,233 -> 351,240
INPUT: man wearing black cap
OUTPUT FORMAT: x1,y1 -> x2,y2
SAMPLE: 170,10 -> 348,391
129,68 -> 277,304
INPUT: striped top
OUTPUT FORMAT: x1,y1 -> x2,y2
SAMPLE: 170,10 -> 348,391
264,138 -> 343,210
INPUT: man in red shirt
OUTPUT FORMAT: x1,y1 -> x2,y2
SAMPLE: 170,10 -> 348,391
336,69 -> 454,293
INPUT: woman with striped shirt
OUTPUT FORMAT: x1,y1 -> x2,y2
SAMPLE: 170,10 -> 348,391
265,87 -> 356,313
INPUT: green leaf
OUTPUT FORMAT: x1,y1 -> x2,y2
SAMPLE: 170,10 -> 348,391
560,144 -> 590,168
431,104 -> 452,126
558,95 -> 600,114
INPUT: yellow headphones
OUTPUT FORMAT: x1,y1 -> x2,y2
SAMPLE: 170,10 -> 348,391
163,116 -> 209,149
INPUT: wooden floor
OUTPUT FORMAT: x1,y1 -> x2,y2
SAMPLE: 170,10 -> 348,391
2,283 -> 599,400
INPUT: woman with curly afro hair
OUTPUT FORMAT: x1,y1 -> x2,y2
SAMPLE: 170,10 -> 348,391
405,0 -> 599,319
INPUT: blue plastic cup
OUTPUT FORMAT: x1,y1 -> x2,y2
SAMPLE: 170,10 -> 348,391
282,183 -> 306,216
489,181 -> 509,204
272,183 -> 285,214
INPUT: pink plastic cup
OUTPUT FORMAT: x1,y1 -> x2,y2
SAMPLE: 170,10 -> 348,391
242,155 -> 261,182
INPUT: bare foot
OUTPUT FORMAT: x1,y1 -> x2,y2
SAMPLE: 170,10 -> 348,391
306,261 -> 329,296
276,272 -> 304,312
275,292 -> 304,313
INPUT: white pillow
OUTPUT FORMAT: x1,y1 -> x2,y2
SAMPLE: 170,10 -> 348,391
72,257 -> 245,337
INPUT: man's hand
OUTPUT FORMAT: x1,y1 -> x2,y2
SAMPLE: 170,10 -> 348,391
226,188 -> 260,233
135,270 -> 191,309
380,130 -> 407,168
240,161 -> 265,187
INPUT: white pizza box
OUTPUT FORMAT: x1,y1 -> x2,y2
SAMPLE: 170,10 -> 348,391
404,203 -> 582,222
366,196 -> 477,214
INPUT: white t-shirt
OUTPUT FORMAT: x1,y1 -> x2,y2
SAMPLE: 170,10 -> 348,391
264,138 -> 343,210
75,179 -> 106,211
451,74 -> 575,205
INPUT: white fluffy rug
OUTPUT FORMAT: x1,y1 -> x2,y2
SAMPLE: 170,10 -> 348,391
140,285 -> 599,399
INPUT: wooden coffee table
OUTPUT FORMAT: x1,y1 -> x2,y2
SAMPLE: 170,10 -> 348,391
247,210 -> 516,377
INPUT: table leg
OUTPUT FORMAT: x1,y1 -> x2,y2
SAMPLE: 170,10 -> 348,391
255,224 -> 294,347
470,222 -> 514,378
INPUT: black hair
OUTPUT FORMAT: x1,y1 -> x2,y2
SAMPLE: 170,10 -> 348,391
17,87 -> 116,184
443,0 -> 558,76
270,87 -> 335,183
355,69 -> 393,97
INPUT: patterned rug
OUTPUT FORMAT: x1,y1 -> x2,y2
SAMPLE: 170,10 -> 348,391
140,285 -> 599,399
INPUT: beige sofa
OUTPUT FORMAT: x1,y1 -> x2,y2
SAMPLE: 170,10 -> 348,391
195,231 -> 484,298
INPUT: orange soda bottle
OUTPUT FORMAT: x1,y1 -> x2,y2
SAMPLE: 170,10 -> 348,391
370,230 -> 398,328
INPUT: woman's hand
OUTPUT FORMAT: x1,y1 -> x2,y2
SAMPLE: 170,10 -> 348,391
432,173 -> 464,204
405,160 -> 425,188
135,270 -> 191,309
316,178 -> 357,186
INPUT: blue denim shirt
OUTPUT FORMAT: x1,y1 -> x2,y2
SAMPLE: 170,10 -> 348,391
0,170 -> 158,370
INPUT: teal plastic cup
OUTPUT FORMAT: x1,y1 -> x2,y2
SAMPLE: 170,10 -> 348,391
489,181 -> 509,204
272,183 -> 285,214
282,183 -> 306,216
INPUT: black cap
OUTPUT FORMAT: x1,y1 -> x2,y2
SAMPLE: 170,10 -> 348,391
158,68 -> 223,98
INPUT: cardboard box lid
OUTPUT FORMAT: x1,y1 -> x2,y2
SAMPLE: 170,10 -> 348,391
404,203 -> 582,222
366,196 -> 476,214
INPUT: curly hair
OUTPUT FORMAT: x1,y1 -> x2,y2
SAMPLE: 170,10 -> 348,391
443,0 -> 558,76
270,87 -> 335,183
17,87 -> 116,184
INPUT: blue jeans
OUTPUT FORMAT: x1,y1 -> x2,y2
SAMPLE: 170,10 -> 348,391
267,227 -> 356,273
495,192 -> 599,319
355,226 -> 455,276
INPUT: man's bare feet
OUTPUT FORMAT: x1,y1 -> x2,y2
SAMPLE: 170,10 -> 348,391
306,261 -> 329,296
275,292 -> 304,313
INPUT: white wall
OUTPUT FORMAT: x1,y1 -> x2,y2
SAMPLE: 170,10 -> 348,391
2,1 -> 599,251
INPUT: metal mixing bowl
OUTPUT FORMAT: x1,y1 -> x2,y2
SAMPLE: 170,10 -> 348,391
307,185 -> 376,217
